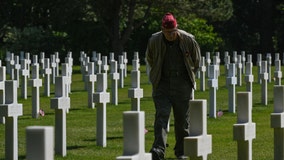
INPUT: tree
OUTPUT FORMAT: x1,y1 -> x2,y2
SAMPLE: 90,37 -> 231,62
218,0 -> 284,54
91,0 -> 153,57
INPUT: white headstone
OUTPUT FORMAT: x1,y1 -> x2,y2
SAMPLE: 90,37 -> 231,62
29,64 -> 43,118
128,59 -> 143,111
260,61 -> 268,105
109,52 -> 115,64
275,53 -> 280,61
40,52 -> 45,78
86,62 -> 97,109
14,56 -> 21,87
83,56 -> 90,89
65,52 -> 73,80
241,51 -> 246,74
205,52 -> 211,78
200,57 -> 206,91
184,100 -> 212,160
116,111 -> 151,160
244,55 -> 254,92
226,64 -> 237,113
208,65 -> 218,118
50,76 -> 70,157
20,59 -> 29,99
43,58 -> 52,97
102,56 -> 109,74
110,61 -> 119,105
257,54 -> 262,84
237,55 -> 243,86
50,54 -> 57,84
26,126 -> 54,160
96,53 -> 102,74
224,51 -> 230,76
266,53 -> 272,83
232,51 -> 238,63
25,52 -> 31,78
62,63 -> 72,94
123,52 -> 128,77
80,52 -> 87,79
0,80 -> 23,160
119,55 -> 125,88
274,56 -> 282,86
33,54 -> 38,64
55,52 -> 60,77
213,56 -> 220,78
93,73 -> 110,147
9,53 -> 15,80
271,86 -> 284,160
233,92 -> 256,160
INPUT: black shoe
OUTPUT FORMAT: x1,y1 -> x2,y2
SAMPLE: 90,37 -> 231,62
150,147 -> 165,160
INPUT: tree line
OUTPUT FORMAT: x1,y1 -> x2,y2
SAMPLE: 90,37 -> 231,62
0,0 -> 283,64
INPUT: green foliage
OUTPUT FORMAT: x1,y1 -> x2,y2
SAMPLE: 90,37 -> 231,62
3,26 -> 46,53
189,0 -> 234,22
3,26 -> 68,55
179,18 -> 223,54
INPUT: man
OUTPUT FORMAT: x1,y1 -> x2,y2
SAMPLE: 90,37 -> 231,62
146,12 -> 201,160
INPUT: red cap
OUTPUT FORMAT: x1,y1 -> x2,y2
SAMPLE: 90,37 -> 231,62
162,13 -> 177,29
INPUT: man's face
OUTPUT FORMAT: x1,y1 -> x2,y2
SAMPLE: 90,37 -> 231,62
162,28 -> 178,41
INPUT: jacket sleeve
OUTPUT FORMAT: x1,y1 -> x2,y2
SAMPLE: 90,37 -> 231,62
180,32 -> 201,73
145,39 -> 153,68
190,37 -> 201,73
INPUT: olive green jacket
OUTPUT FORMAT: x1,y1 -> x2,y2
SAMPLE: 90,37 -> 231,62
146,29 -> 201,90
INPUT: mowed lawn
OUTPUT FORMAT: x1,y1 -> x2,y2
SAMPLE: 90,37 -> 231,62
0,64 -> 279,160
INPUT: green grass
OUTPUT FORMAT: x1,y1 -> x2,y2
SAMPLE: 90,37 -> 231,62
0,64 -> 280,159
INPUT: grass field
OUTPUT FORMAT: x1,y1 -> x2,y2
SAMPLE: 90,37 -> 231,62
0,64 -> 279,160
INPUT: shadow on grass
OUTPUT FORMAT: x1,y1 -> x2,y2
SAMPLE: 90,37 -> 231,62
69,108 -> 83,112
67,145 -> 87,150
84,136 -> 123,142
0,155 -> 26,160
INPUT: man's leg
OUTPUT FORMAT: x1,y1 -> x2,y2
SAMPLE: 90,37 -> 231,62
151,93 -> 172,159
172,98 -> 190,157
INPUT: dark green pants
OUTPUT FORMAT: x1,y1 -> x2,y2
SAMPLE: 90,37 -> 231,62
152,75 -> 192,157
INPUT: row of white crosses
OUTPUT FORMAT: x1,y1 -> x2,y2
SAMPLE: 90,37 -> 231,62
81,51 -> 150,159
274,53 -> 282,85
5,51 -> 61,84
184,92 -> 256,160
202,51 -> 284,118
128,52 -> 143,111
92,51 -> 143,149
1,52 -> 72,120
29,55 -> 42,118
26,63 -> 72,159
110,55 -> 120,105
117,52 -> 151,159
0,51 -> 73,159
79,51 -> 131,108
2,50 -> 139,159
0,80 -> 23,160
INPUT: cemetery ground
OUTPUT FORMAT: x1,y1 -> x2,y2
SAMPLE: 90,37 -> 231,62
0,65 -> 277,160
